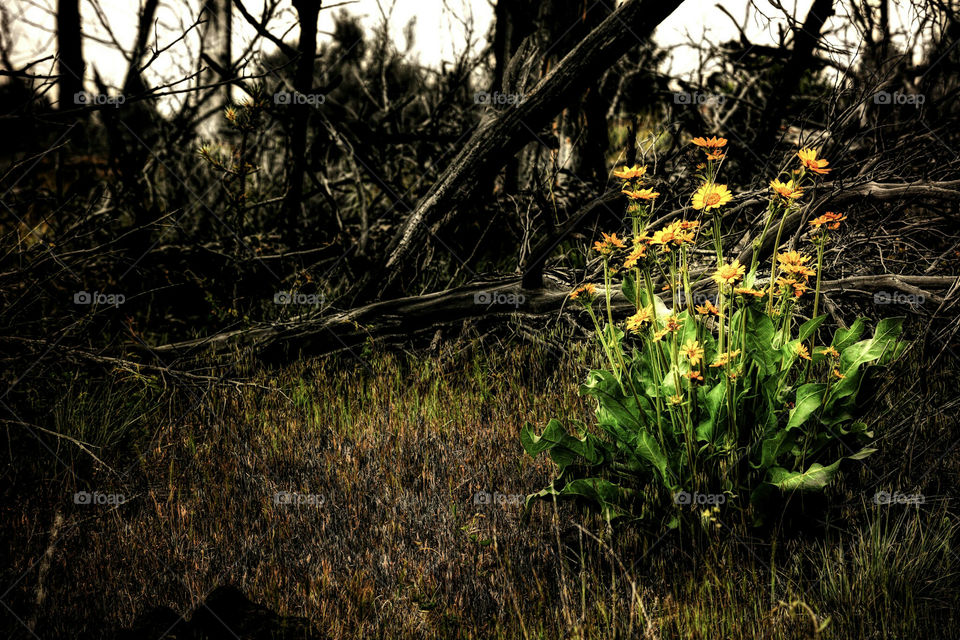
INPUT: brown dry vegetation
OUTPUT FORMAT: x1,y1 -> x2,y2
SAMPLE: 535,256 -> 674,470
3,326 -> 958,639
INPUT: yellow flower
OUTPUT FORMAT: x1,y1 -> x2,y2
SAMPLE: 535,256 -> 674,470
832,369 -> 846,380
664,315 -> 682,333
777,250 -> 810,268
796,343 -> 812,361
668,394 -> 684,405
710,350 -> 741,367
711,259 -> 746,288
818,346 -> 840,359
776,276 -> 808,298
622,187 -> 659,200
680,339 -> 704,366
650,221 -> 694,249
679,220 -> 701,231
626,307 -> 653,333
594,232 -> 626,255
777,251 -> 816,278
623,245 -> 647,269
686,370 -> 704,382
734,287 -> 765,298
692,136 -> 728,149
613,164 -> 647,180
797,148 -> 831,175
692,183 -> 733,211
569,284 -> 597,301
705,150 -> 725,161
770,179 -> 803,200
696,299 -> 720,316
650,227 -> 676,250
809,211 -> 847,230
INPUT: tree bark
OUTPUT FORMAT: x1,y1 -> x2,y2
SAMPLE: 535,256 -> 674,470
56,0 -> 84,111
282,0 -> 322,242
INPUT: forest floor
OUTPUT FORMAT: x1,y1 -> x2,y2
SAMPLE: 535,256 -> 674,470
2,323 -> 959,639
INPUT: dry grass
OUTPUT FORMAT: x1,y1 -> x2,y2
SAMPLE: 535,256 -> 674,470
2,330 -> 958,639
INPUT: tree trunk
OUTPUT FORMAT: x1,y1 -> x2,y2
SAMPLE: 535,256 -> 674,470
56,0 -> 84,111
754,0 -> 835,155
282,0 -> 322,244
373,0 -> 683,296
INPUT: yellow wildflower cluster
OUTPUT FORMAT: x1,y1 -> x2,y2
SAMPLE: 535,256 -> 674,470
775,250 -> 816,299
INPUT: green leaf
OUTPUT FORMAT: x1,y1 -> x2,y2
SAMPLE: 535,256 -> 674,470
734,307 -> 778,375
638,290 -> 672,320
831,318 -> 865,352
828,317 -> 904,405
767,459 -> 843,491
520,419 -> 605,470
622,272 -> 638,307
798,314 -> 828,342
696,381 -> 726,443
580,369 -> 651,432
524,478 -> 634,522
758,430 -> 795,469
786,383 -> 826,430
635,431 -> 674,489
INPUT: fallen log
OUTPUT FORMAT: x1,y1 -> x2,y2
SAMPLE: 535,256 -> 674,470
142,273 -> 957,365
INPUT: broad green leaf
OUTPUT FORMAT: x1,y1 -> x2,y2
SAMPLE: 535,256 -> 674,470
767,459 -> 842,491
525,478 -> 635,522
758,430 -> 795,469
831,318 -> 865,352
733,307 -> 778,375
635,431 -> 674,488
798,314 -> 827,342
581,369 -> 651,432
638,289 -> 672,320
520,419 -> 605,470
828,317 -> 904,405
695,381 -> 726,443
786,383 -> 826,430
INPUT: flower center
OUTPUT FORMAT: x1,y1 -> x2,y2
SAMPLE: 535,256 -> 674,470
705,192 -> 721,206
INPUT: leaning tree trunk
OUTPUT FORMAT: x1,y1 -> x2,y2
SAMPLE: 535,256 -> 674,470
371,0 -> 684,297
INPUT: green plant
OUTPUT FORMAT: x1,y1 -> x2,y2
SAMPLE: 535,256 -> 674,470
522,139 -> 905,527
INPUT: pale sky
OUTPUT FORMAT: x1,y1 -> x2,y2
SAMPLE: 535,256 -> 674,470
3,0 -> 927,109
